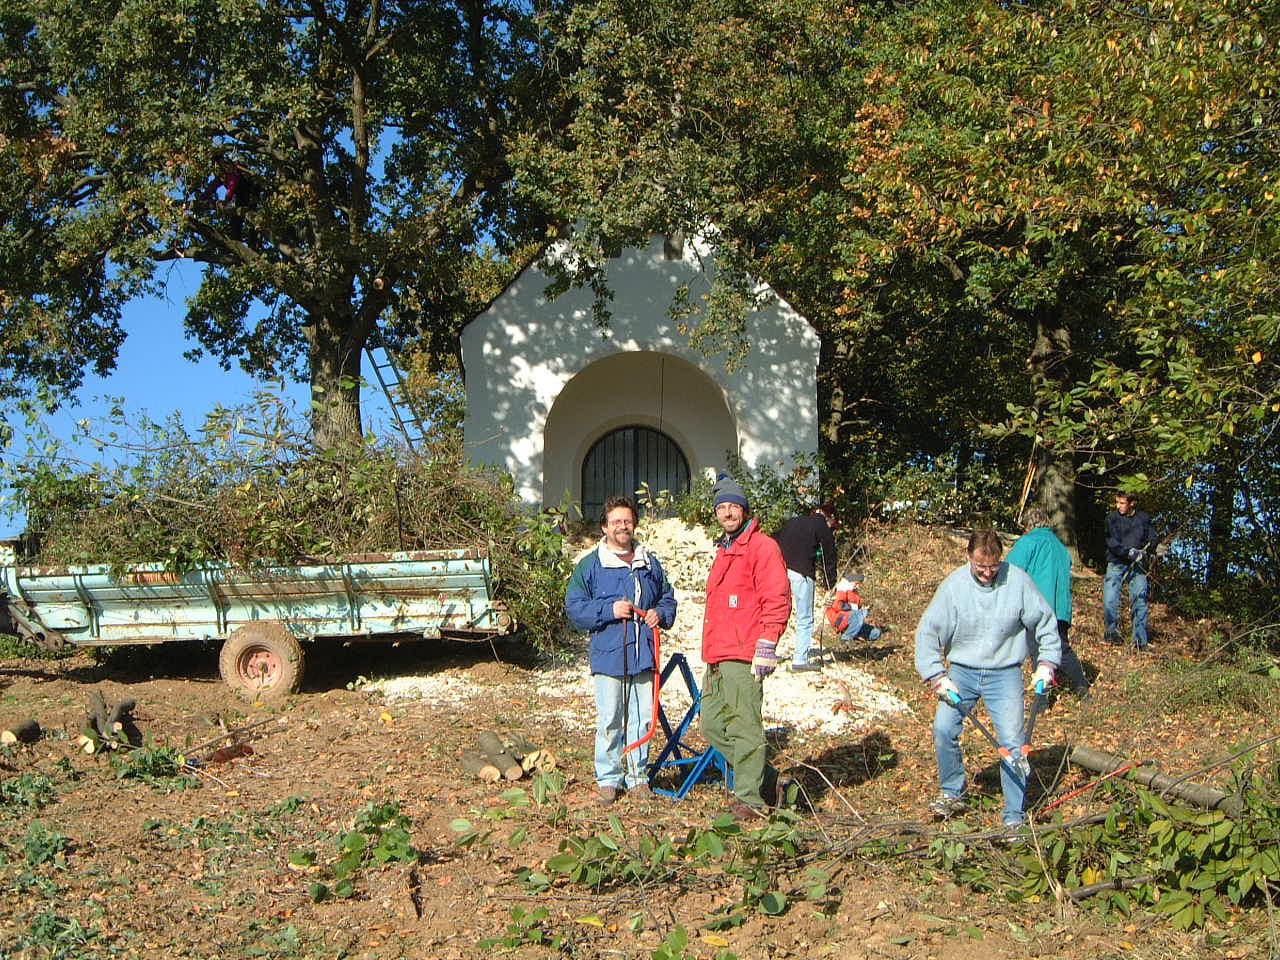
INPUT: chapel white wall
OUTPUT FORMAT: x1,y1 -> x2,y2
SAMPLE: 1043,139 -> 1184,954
461,235 -> 820,507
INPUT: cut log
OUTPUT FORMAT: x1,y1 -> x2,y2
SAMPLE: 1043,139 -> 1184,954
0,718 -> 41,744
504,732 -> 538,757
1068,745 -> 1242,816
521,749 -> 557,773
476,730 -> 524,780
85,690 -> 110,741
106,699 -> 136,730
83,693 -> 139,747
476,730 -> 508,757
461,750 -> 501,782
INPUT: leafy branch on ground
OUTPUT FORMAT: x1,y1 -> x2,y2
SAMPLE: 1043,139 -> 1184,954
292,799 -> 419,902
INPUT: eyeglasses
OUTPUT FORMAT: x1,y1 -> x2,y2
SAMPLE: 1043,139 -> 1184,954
970,561 -> 1001,573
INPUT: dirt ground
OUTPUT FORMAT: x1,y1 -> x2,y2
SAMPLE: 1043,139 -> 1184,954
2,522 -> 1276,959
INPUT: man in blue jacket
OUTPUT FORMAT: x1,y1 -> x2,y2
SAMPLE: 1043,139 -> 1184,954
566,495 -> 677,805
1103,491 -> 1155,649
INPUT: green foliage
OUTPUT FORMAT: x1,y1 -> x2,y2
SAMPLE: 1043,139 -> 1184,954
478,906 -> 566,951
670,454 -> 817,538
243,923 -> 303,958
23,820 -> 69,867
448,787 -> 538,853
109,743 -> 197,791
0,632 -> 76,659
304,799 -> 418,902
528,0 -> 1279,617
509,809 -> 807,927
17,910 -> 99,960
1,772 -> 56,810
650,924 -> 738,960
1163,648 -> 1280,714
910,777 -> 1280,931
2,0 -> 560,443
852,454 -> 1021,530
6,398 -> 571,652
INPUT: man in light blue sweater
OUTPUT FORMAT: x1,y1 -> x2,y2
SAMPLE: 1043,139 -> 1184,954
915,529 -> 1061,828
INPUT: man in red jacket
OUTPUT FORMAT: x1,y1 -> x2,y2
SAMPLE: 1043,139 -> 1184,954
701,474 -> 793,816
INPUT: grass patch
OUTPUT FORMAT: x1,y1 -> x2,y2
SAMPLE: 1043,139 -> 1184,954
1163,649 -> 1280,713
2,772 -> 57,810
18,910 -> 100,959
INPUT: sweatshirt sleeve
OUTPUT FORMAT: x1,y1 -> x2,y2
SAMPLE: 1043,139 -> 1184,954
914,575 -> 957,680
752,536 -> 793,642
565,555 -> 617,632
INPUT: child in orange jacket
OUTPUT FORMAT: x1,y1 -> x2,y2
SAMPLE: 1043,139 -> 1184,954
825,576 -> 883,643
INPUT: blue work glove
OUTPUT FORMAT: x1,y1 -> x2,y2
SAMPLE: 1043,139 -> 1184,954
1128,547 -> 1141,560
752,639 -> 779,678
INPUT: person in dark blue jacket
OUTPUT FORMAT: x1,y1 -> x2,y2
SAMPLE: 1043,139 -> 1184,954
1103,491 -> 1155,649
565,495 -> 677,804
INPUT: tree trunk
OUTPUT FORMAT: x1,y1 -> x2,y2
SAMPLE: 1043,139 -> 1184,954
1028,304 -> 1079,557
1038,445 -> 1079,557
306,311 -> 365,449
1208,458 -> 1235,584
818,335 -> 849,449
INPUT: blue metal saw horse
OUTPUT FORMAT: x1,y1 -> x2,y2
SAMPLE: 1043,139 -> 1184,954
645,652 -> 733,799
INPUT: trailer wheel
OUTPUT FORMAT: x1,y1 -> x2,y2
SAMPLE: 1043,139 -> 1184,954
219,622 -> 304,702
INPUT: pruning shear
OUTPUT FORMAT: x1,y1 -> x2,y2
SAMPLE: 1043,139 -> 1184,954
1020,680 -> 1051,769
940,691 -> 1031,782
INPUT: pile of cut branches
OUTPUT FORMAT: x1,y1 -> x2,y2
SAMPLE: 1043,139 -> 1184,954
7,400 -> 570,651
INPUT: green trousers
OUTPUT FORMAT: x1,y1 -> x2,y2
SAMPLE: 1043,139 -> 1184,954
700,660 -> 778,808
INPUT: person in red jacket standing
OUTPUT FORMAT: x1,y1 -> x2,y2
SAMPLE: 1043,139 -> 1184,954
701,473 -> 793,817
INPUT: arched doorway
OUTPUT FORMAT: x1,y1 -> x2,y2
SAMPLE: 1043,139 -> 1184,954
581,425 -> 690,522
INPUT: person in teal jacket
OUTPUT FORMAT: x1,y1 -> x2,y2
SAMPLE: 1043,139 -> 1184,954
1006,508 -> 1091,697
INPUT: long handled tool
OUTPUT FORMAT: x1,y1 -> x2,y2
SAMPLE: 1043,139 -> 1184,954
623,609 -> 660,755
940,691 -> 1030,782
1020,681 -> 1050,767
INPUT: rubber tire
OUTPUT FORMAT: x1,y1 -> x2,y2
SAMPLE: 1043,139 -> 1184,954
218,622 -> 304,703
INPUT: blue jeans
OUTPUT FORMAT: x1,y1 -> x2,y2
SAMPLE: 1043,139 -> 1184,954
593,671 -> 653,788
1028,622 -> 1090,690
839,608 -> 882,644
1103,562 -> 1149,647
933,663 -> 1026,825
788,570 -> 816,665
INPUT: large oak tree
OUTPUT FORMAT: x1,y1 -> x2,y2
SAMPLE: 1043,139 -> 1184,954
1,0 -> 558,446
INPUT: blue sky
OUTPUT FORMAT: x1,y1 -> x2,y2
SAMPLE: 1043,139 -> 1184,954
1,265 -> 395,538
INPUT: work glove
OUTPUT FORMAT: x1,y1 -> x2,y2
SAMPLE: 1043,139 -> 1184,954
752,639 -> 779,678
1128,547 -> 1141,560
1031,662 -> 1055,695
929,673 -> 960,703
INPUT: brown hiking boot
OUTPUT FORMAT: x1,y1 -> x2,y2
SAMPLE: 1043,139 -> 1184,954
627,783 -> 652,800
596,785 -> 619,804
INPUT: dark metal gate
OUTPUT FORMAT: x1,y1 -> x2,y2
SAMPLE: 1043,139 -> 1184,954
581,426 -> 690,522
